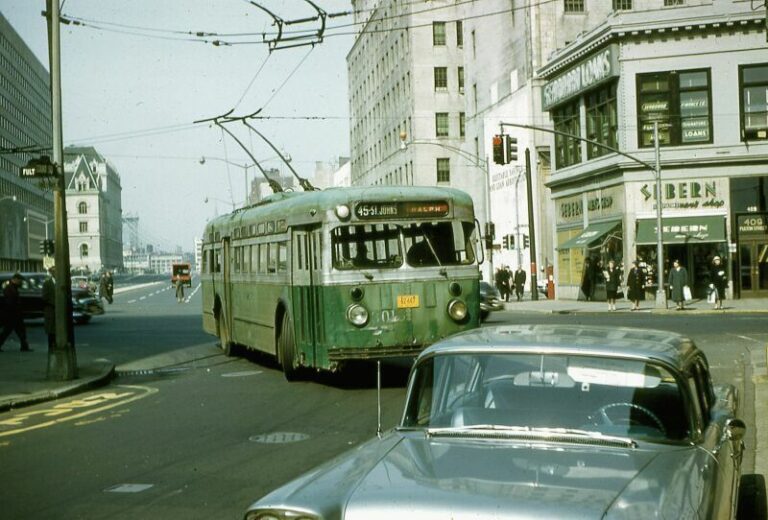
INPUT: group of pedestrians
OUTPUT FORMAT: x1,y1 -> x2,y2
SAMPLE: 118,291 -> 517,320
494,265 -> 527,302
602,256 -> 728,312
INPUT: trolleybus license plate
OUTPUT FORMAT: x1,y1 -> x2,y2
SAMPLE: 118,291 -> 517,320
397,295 -> 420,308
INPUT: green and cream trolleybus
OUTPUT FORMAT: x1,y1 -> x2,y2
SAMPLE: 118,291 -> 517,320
200,185 -> 482,379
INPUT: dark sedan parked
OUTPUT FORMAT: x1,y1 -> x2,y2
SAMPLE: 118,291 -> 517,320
245,325 -> 765,520
0,272 -> 103,324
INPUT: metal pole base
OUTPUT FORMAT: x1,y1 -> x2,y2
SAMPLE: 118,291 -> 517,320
47,347 -> 78,381
654,289 -> 667,310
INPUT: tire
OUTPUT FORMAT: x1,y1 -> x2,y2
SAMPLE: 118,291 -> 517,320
278,315 -> 302,381
739,474 -> 768,520
216,302 -> 236,357
480,310 -> 489,322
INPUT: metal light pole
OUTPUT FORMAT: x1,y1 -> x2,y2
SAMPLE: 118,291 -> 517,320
47,0 -> 77,380
653,122 -> 666,309
525,149 -> 538,301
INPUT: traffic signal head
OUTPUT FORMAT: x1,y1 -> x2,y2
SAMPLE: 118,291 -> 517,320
39,240 -> 46,256
505,135 -> 518,163
503,235 -> 509,249
492,135 -> 505,165
523,234 -> 530,248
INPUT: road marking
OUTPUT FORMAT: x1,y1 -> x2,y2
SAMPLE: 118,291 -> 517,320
0,385 -> 157,437
127,299 -> 136,304
139,296 -> 146,301
729,333 -> 763,343
222,370 -> 263,377
105,484 -> 154,493
249,432 -> 310,444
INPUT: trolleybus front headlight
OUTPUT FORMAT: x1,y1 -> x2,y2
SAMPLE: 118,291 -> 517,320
347,304 -> 369,327
447,299 -> 468,322
335,204 -> 351,220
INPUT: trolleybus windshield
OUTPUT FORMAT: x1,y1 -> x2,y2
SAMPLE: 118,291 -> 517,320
332,221 -> 477,270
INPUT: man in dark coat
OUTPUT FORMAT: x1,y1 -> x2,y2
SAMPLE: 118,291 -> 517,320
668,259 -> 689,310
513,266 -> 527,301
99,271 -> 114,304
626,260 -> 645,311
0,273 -> 32,352
42,266 -> 56,351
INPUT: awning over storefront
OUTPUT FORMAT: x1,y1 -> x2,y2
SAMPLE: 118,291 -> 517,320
636,215 -> 726,245
559,219 -> 622,249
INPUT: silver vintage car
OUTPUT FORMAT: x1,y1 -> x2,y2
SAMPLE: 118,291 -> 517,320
245,325 -> 760,520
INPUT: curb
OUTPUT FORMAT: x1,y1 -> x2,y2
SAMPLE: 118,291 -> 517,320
0,363 -> 116,413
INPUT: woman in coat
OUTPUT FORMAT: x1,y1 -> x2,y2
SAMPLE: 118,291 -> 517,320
603,259 -> 621,311
626,260 -> 645,311
668,259 -> 689,310
709,256 -> 727,310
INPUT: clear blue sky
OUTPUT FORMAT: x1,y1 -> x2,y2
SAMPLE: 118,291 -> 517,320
1,0 -> 353,251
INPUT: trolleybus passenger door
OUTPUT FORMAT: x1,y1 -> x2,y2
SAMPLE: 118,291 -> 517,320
219,237 -> 234,345
292,229 -> 319,366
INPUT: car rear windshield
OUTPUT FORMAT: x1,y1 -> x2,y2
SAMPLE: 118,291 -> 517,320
402,353 -> 690,442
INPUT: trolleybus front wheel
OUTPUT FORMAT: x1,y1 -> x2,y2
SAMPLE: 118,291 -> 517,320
279,315 -> 303,381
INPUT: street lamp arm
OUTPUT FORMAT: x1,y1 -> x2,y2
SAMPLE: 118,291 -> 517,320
499,122 -> 656,172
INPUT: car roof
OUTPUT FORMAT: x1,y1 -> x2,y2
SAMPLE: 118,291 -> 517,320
420,324 -> 700,372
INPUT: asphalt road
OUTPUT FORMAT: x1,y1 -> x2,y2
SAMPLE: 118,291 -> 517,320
0,292 -> 765,519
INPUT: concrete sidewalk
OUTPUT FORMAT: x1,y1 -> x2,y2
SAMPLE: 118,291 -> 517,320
500,294 -> 768,314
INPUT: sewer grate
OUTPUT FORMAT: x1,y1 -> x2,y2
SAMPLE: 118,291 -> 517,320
249,432 -> 310,444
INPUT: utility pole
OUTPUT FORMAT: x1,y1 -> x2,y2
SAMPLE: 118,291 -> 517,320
46,0 -> 77,380
653,122 -> 666,309
525,149 -> 538,301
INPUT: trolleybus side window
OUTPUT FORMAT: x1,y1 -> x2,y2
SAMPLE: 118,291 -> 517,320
268,243 -> 277,273
259,244 -> 267,273
332,224 -> 403,270
278,242 -> 288,272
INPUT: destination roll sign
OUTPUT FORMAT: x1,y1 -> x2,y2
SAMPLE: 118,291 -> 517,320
355,200 -> 450,219
19,155 -> 58,178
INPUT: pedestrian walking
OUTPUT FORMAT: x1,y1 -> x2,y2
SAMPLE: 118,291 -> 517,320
0,273 -> 32,352
175,275 -> 185,303
603,260 -> 621,311
668,259 -> 689,310
709,256 -> 727,310
581,258 -> 595,301
503,266 -> 513,302
42,266 -> 56,351
626,260 -> 645,311
513,266 -> 526,302
99,271 -> 114,304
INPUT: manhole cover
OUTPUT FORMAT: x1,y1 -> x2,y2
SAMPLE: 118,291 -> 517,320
222,370 -> 263,378
249,432 -> 310,444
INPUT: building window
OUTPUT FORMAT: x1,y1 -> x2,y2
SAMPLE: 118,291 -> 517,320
436,158 -> 450,183
612,0 -> 632,9
458,67 -> 464,93
586,82 -> 618,159
740,63 -> 768,141
553,99 -> 582,168
79,221 -> 88,233
456,20 -> 463,47
436,112 -> 449,137
636,69 -> 712,148
434,67 -> 448,91
459,112 -> 466,138
664,0 -> 683,5
564,0 -> 584,12
80,243 -> 89,257
433,22 -> 446,46
78,201 -> 87,214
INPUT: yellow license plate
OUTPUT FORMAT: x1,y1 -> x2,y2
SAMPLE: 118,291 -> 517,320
397,294 -> 420,308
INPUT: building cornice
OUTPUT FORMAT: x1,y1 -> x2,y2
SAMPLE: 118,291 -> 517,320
537,9 -> 765,80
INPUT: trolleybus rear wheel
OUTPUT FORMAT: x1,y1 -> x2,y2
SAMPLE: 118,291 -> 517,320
279,315 -> 301,381
215,299 -> 236,357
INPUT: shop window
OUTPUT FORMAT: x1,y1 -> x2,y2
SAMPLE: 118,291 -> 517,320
636,69 -> 712,148
434,67 -> 448,91
436,158 -> 450,183
586,82 -> 618,159
740,63 -> 768,141
553,99 -> 582,168
435,112 -> 449,137
433,22 -> 446,46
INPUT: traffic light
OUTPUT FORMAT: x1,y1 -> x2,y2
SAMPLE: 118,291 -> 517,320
505,135 -> 518,162
503,235 -> 509,249
39,239 -> 54,256
523,234 -> 530,248
508,234 -> 515,248
492,135 -> 505,165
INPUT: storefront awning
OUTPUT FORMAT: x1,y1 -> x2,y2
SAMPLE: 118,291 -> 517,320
636,215 -> 726,245
559,219 -> 622,250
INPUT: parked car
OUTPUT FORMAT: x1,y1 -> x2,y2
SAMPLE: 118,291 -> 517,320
479,281 -> 504,320
245,325 -> 765,520
0,272 -> 101,325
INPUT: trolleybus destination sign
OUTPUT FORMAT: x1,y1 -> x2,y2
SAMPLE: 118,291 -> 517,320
355,200 -> 449,219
